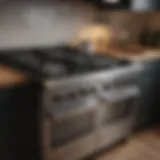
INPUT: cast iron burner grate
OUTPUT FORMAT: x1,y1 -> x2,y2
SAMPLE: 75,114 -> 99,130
0,46 -> 130,81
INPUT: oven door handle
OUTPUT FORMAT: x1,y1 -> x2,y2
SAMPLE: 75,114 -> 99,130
98,86 -> 140,104
45,99 -> 98,121
55,106 -> 96,121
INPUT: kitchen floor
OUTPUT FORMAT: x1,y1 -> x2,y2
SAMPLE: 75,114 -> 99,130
96,126 -> 160,160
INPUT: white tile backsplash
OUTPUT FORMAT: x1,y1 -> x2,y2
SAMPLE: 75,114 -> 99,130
0,1 -> 95,49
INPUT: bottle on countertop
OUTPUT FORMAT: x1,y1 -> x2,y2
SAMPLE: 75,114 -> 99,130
151,31 -> 160,47
139,28 -> 150,46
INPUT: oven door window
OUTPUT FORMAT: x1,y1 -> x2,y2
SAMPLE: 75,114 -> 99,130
51,109 -> 96,148
103,98 -> 135,124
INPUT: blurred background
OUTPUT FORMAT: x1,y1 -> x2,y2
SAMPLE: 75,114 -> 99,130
0,1 -> 160,160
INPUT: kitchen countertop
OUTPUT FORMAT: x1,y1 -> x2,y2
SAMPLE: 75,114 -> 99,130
0,65 -> 29,88
102,45 -> 160,62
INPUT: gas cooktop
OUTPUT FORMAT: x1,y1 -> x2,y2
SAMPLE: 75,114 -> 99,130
0,46 -> 130,81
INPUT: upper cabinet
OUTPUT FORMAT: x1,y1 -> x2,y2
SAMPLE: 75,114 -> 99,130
84,0 -> 131,9
84,0 -> 160,11
131,0 -> 160,11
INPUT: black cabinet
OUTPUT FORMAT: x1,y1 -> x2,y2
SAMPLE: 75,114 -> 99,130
135,61 -> 160,129
85,0 -> 131,9
0,82 -> 42,160
85,0 -> 160,10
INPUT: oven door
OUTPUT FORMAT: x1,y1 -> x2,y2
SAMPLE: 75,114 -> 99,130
96,85 -> 140,148
50,106 -> 97,149
98,85 -> 140,122
102,98 -> 138,125
43,91 -> 98,150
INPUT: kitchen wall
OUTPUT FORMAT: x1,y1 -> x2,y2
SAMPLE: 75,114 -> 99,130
147,12 -> 160,31
0,0 -> 159,49
0,0 -> 96,49
99,11 -> 160,44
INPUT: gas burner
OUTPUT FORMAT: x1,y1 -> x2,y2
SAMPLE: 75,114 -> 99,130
0,46 -> 130,81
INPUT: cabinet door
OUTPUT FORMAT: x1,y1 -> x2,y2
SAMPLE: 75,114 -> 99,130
85,0 -> 131,9
102,98 -> 136,125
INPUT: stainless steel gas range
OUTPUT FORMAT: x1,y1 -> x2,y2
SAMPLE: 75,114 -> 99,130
41,63 -> 144,160
0,46 -> 149,160
1,47 -> 155,160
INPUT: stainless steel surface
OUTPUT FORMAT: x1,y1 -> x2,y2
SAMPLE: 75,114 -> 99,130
42,63 -> 144,160
44,63 -> 143,110
50,117 -> 133,160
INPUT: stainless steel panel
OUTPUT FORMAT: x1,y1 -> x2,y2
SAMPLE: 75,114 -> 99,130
45,63 -> 144,89
51,109 -> 96,148
102,98 -> 137,125
43,63 -> 143,111
49,117 -> 132,160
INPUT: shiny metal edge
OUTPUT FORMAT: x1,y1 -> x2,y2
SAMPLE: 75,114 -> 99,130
44,63 -> 145,88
